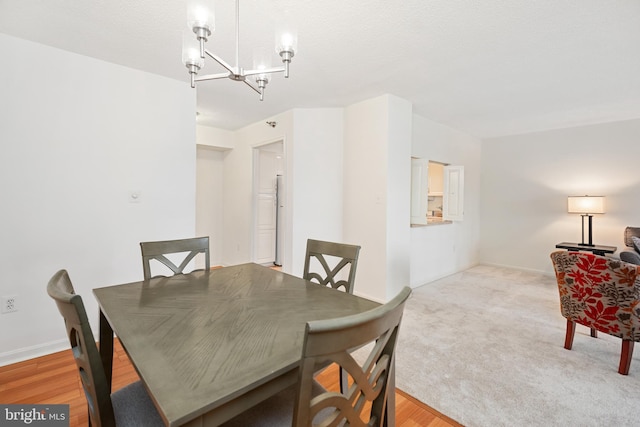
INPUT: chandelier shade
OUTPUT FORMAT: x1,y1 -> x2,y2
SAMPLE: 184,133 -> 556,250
182,31 -> 204,69
187,2 -> 214,32
183,0 -> 296,101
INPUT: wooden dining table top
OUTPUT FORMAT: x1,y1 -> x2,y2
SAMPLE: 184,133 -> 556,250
93,262 -> 380,426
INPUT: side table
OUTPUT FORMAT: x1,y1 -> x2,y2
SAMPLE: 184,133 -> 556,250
555,242 -> 617,257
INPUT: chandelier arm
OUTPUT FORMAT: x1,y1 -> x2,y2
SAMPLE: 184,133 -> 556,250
242,79 -> 261,95
243,67 -> 285,77
204,49 -> 235,74
195,72 -> 232,82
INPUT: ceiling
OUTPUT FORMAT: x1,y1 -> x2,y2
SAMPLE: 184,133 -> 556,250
2,0 -> 640,138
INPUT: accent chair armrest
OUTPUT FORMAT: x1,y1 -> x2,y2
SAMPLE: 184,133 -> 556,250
620,250 -> 640,265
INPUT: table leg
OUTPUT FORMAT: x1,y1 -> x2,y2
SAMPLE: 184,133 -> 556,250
99,309 -> 114,393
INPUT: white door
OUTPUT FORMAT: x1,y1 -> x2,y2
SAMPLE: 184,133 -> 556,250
253,143 -> 284,265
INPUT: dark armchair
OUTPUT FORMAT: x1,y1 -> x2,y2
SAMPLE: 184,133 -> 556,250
620,227 -> 640,265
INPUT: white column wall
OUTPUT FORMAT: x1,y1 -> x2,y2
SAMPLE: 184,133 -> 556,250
344,98 -> 389,301
410,115 -> 482,286
480,118 -> 640,273
343,95 -> 412,302
0,34 -> 196,364
385,96 -> 413,299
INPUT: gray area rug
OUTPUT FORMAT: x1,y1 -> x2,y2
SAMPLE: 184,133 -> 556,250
393,264 -> 640,426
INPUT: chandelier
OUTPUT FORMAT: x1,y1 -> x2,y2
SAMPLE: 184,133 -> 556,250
182,0 -> 297,101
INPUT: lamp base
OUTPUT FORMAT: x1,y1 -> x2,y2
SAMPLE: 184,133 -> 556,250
580,214 -> 595,246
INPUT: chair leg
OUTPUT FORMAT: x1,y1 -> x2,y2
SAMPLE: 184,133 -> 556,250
564,319 -> 576,350
590,328 -> 598,338
619,340 -> 634,375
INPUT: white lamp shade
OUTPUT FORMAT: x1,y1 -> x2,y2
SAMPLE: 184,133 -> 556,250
275,28 -> 297,55
187,1 -> 214,31
567,196 -> 605,214
182,30 -> 204,67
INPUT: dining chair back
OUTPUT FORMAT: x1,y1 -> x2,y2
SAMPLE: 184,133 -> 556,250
222,286 -> 412,427
303,239 -> 361,393
47,270 -> 164,426
550,250 -> 640,374
140,236 -> 210,280
303,238 -> 361,293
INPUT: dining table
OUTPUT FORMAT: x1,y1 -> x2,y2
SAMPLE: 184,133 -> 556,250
93,262 -> 384,426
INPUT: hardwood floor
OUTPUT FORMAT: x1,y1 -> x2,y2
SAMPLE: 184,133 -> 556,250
0,340 -> 462,426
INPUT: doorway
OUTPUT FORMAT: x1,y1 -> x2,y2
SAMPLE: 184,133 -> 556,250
252,141 -> 285,266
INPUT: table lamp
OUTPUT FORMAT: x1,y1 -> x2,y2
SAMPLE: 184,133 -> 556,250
567,195 -> 605,246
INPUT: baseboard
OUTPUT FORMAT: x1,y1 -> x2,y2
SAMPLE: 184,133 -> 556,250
0,339 -> 68,367
411,261 -> 556,290
411,261 -> 481,288
480,261 -> 555,277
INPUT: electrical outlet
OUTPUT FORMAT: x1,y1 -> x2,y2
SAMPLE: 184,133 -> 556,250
1,295 -> 18,314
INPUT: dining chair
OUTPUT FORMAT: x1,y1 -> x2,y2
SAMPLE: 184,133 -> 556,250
303,238 -> 361,294
550,250 -> 640,374
222,286 -> 412,427
303,238 -> 362,392
140,236 -> 210,280
46,270 -> 165,427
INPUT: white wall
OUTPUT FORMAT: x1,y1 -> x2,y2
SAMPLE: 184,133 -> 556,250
220,111 -> 294,268
290,109 -> 345,276
385,96 -> 413,299
195,124 -> 232,267
214,97 -> 415,302
0,34 -> 196,365
196,145 -> 225,266
344,95 -> 413,302
196,124 -> 234,149
480,118 -> 640,273
410,115 -> 482,286
218,108 -> 346,274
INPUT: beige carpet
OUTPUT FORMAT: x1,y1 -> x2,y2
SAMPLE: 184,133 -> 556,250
392,264 -> 640,426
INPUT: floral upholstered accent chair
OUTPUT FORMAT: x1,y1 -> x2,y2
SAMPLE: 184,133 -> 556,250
550,251 -> 640,375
